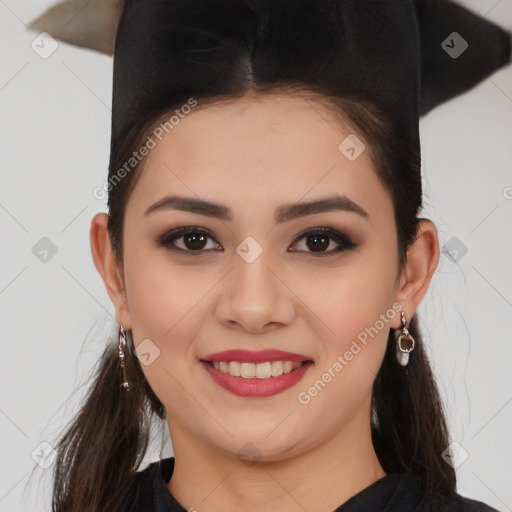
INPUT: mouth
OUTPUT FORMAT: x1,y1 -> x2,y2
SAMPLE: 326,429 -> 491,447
199,354 -> 314,397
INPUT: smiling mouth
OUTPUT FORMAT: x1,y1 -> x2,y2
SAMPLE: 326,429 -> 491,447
201,360 -> 313,379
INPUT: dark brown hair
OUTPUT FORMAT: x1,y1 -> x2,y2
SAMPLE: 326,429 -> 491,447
46,14 -> 456,512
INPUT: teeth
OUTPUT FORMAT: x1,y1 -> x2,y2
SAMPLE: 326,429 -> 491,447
229,361 -> 241,377
210,360 -> 304,379
240,362 -> 256,378
256,362 -> 271,378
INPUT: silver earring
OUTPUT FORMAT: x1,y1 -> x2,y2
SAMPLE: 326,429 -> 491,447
118,325 -> 131,391
395,312 -> 415,367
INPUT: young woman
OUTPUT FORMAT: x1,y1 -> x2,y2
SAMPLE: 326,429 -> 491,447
34,0 -> 510,510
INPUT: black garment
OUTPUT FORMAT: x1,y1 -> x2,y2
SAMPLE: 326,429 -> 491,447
128,457 -> 499,512
111,0 -> 511,164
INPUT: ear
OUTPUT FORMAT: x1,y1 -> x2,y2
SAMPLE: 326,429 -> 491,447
90,212 -> 132,329
392,219 -> 440,328
28,0 -> 122,55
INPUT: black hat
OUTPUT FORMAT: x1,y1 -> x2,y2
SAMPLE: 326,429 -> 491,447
30,0 -> 511,161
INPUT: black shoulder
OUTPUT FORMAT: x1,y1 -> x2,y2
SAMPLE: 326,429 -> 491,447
394,472 -> 499,512
448,494 -> 500,512
120,461 -> 159,512
419,491 -> 500,512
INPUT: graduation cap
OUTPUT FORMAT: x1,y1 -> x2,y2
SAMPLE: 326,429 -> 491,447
30,0 -> 511,159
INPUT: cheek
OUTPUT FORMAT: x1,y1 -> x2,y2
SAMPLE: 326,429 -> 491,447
124,244 -> 209,334
124,256 -> 212,409
293,237 -> 398,390
300,250 -> 397,345
123,249 -> 212,380
294,267 -> 396,430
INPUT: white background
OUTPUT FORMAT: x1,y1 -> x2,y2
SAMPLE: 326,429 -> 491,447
1,0 -> 511,510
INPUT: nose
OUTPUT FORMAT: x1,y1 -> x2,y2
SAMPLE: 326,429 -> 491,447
215,249 -> 296,334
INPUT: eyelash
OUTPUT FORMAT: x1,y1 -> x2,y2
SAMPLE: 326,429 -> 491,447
157,226 -> 357,257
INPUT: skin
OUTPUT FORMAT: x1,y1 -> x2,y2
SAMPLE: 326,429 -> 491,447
90,90 -> 439,512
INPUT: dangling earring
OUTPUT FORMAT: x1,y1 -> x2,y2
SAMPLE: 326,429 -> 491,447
395,311 -> 415,366
118,325 -> 131,391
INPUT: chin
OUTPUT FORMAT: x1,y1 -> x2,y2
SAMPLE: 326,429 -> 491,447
202,424 -> 306,464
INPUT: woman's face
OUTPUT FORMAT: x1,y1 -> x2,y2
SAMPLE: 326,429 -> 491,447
114,92 -> 413,461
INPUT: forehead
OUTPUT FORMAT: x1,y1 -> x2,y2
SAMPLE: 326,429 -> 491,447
126,91 -> 390,222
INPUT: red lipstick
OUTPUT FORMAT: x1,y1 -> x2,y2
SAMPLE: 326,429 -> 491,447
202,349 -> 311,363
200,349 -> 314,397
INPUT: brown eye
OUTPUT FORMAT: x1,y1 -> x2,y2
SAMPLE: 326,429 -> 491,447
159,227 -> 222,253
289,228 -> 357,256
181,232 -> 209,250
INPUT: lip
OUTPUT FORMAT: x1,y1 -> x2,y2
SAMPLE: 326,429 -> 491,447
202,349 -> 312,364
201,360 -> 314,397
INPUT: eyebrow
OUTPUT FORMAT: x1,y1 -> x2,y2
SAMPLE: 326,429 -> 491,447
144,194 -> 370,223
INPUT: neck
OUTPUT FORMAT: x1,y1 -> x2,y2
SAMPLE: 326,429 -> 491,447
167,399 -> 386,512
